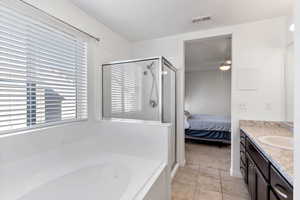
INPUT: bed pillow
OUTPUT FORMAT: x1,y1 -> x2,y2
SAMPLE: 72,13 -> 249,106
184,110 -> 191,119
184,115 -> 190,129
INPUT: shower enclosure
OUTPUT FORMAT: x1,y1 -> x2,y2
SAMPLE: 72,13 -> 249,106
102,57 -> 177,168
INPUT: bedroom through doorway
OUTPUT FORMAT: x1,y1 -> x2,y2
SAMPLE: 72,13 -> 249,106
184,35 -> 232,170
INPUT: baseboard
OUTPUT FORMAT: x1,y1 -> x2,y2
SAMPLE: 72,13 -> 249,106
179,159 -> 186,167
171,163 -> 179,180
230,167 -> 242,177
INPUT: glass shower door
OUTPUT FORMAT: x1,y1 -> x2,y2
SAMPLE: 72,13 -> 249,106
102,57 -> 177,169
162,61 -> 176,169
102,59 -> 160,121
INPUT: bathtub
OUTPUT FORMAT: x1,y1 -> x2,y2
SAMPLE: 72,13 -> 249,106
0,135 -> 169,200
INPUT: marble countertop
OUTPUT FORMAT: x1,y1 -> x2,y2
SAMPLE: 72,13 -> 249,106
240,120 -> 293,185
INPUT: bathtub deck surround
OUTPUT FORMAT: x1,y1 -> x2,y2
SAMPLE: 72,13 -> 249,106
0,121 -> 172,200
1,150 -> 164,200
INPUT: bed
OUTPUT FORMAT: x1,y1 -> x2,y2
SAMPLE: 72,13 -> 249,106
185,114 -> 231,144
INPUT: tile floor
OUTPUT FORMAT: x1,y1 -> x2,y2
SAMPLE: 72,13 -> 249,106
172,141 -> 250,200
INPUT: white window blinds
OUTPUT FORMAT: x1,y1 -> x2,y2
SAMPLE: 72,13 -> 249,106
0,3 -> 87,133
110,65 -> 141,117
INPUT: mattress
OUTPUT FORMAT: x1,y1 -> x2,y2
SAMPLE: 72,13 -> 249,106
187,114 -> 231,132
185,129 -> 231,143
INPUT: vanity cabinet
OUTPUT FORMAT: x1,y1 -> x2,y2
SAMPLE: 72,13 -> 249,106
247,153 -> 268,200
247,155 -> 256,200
256,163 -> 269,200
270,166 -> 293,200
240,130 -> 293,200
270,190 -> 278,200
240,132 -> 247,184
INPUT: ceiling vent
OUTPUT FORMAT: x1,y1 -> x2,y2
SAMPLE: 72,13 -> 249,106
192,16 -> 211,24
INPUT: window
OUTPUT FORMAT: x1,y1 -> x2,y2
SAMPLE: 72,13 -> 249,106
0,3 -> 87,133
110,65 -> 141,117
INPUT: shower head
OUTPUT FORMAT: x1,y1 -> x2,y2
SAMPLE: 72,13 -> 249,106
147,62 -> 155,70
144,61 -> 155,76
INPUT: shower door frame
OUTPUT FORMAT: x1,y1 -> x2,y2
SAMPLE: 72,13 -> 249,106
101,56 -> 177,124
161,57 -> 178,170
101,56 -> 178,171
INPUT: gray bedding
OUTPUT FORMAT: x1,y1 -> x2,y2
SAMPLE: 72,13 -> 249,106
187,114 -> 231,132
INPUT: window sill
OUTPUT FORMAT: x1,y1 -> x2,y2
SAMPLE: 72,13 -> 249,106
0,119 -> 88,138
100,118 -> 171,127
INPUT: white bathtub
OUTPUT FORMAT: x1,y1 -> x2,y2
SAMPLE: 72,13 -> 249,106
18,163 -> 131,200
0,135 -> 168,200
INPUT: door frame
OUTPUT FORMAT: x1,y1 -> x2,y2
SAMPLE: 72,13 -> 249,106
181,32 -> 235,175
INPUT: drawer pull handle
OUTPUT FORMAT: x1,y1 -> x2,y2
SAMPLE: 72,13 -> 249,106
274,184 -> 288,199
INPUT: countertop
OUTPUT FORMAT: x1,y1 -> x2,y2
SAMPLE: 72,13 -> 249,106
240,120 -> 293,185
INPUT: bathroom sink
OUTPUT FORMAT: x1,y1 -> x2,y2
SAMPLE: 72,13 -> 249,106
258,136 -> 293,150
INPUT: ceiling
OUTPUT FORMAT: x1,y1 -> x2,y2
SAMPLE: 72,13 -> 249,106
185,36 -> 231,72
69,0 -> 292,41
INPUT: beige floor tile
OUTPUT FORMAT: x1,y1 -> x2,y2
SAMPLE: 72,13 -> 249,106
172,181 -> 195,200
198,167 -> 220,179
186,153 -> 201,165
197,175 -> 222,192
222,159 -> 231,171
197,155 -> 225,170
173,142 -> 250,200
185,164 -> 200,171
194,189 -> 222,200
220,170 -> 244,183
222,193 -> 250,200
221,179 -> 249,199
174,166 -> 199,186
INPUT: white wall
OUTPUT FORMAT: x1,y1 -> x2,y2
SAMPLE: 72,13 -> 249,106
0,0 -> 132,166
23,0 -> 132,61
293,1 -> 299,199
285,44 -> 294,122
132,17 -> 287,176
285,14 -> 295,123
97,121 -> 170,163
185,70 -> 231,116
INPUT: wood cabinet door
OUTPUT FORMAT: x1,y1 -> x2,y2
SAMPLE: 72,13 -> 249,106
270,189 -> 280,200
256,167 -> 268,200
240,144 -> 248,184
248,156 -> 256,200
270,166 -> 293,200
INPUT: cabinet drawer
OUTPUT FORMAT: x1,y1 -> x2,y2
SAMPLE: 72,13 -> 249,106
240,130 -> 246,146
270,166 -> 293,200
246,138 -> 269,180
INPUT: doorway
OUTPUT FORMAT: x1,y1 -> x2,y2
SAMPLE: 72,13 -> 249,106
184,35 -> 232,169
